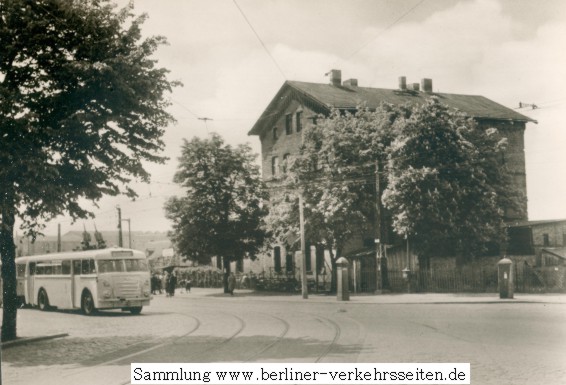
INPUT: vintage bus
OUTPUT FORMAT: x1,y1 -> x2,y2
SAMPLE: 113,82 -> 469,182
16,248 -> 151,315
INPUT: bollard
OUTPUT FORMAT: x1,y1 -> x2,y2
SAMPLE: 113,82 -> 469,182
336,257 -> 350,301
497,258 -> 514,299
402,267 -> 411,293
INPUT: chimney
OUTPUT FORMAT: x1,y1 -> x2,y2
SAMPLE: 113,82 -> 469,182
343,78 -> 358,87
328,69 -> 341,86
421,78 -> 433,93
398,76 -> 407,90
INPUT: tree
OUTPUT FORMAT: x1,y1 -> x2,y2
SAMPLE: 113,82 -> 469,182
164,134 -> 268,293
382,98 -> 524,269
1,0 -> 177,341
267,106 -> 397,291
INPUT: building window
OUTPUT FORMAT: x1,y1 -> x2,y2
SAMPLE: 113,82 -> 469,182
296,111 -> 302,132
282,153 -> 290,173
271,156 -> 279,177
543,233 -> 550,247
286,252 -> 294,272
274,247 -> 281,273
272,127 -> 278,140
316,245 -> 325,274
285,114 -> 292,135
305,243 -> 312,272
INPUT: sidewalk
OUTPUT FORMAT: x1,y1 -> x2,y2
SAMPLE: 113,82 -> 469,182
177,287 -> 566,304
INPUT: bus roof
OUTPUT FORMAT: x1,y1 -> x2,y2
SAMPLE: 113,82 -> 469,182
15,247 -> 146,263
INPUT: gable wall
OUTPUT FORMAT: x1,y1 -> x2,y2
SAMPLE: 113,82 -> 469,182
260,100 -> 316,181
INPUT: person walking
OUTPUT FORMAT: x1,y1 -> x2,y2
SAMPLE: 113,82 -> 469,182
164,271 -> 171,297
227,272 -> 236,296
168,271 -> 177,297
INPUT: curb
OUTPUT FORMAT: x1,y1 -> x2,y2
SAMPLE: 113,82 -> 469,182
1,333 -> 69,349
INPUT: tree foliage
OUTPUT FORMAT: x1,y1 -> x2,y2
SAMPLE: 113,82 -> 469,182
382,98 -> 525,266
266,105 -> 398,290
0,0 -> 177,340
164,134 -> 268,291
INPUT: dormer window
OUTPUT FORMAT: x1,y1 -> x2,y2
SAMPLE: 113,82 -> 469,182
285,114 -> 292,135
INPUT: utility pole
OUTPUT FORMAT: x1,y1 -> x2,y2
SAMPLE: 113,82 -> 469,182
375,160 -> 382,293
117,206 -> 123,247
299,193 -> 308,299
57,223 -> 61,252
122,218 -> 131,249
198,117 -> 213,133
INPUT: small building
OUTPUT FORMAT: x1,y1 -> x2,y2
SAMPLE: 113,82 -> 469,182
508,219 -> 566,265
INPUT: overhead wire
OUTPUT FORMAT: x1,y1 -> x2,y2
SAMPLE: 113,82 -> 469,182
232,0 -> 287,80
343,0 -> 427,61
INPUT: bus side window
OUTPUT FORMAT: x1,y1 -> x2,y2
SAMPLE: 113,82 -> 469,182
88,259 -> 96,274
52,262 -> 62,275
82,259 -> 96,275
29,262 -> 36,275
62,260 -> 71,275
73,260 -> 81,275
16,264 -> 26,278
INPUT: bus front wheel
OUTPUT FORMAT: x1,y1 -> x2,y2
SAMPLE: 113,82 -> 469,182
81,291 -> 96,315
38,289 -> 50,311
128,306 -> 143,315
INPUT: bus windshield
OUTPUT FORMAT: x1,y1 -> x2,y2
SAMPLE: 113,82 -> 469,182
97,259 -> 149,273
124,259 -> 149,272
97,259 -> 125,273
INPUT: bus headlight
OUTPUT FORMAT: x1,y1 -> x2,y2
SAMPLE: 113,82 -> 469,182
143,290 -> 150,297
103,290 -> 112,298
102,280 -> 111,287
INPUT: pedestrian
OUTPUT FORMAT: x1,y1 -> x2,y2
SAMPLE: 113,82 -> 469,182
164,271 -> 171,297
168,271 -> 177,297
227,272 -> 236,296
151,274 -> 158,295
185,278 -> 192,293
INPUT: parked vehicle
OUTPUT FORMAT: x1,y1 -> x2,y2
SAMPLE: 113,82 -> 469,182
16,248 -> 151,315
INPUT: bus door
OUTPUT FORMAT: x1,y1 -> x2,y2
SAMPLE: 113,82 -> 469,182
61,260 -> 73,308
72,260 -> 81,308
27,262 -> 36,305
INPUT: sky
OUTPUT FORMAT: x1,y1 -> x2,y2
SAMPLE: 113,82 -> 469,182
36,0 -> 566,237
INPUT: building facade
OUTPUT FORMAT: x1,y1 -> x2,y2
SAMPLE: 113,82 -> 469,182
247,70 -> 534,282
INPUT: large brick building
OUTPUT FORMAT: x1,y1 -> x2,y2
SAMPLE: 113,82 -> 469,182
247,70 -> 535,279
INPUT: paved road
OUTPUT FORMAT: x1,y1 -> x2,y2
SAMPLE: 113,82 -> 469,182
2,289 -> 565,385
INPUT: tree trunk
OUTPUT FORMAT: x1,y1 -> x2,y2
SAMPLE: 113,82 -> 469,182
1,191 -> 18,342
222,257 -> 231,293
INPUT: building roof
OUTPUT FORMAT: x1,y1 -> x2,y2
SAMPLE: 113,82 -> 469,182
542,247 -> 566,260
249,80 -> 536,136
507,219 -> 566,228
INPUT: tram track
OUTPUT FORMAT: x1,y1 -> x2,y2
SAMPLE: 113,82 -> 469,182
312,315 -> 342,363
242,312 -> 290,362
62,312 -> 201,382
